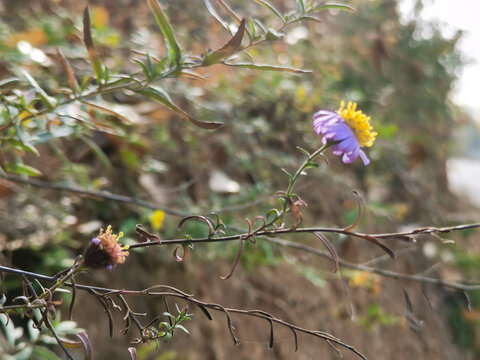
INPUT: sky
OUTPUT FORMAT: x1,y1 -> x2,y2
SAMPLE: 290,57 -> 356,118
399,0 -> 480,121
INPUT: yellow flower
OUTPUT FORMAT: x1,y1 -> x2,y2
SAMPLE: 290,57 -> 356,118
149,210 -> 165,231
336,101 -> 377,147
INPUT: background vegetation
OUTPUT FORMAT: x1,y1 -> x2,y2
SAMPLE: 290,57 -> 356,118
1,0 -> 479,359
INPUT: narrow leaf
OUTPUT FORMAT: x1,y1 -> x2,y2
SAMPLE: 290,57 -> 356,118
363,235 -> 395,259
203,19 -> 245,65
174,324 -> 190,335
135,224 -> 161,242
299,15 -> 323,23
0,77 -> 20,89
89,290 -> 114,338
246,18 -> 256,41
83,7 -> 103,84
290,327 -> 299,352
22,71 -> 56,109
79,135 -> 112,169
296,146 -> 311,157
297,0 -> 305,13
5,163 -> 42,176
5,138 -> 39,156
215,0 -> 242,24
147,0 -> 182,66
223,62 -> 312,74
314,232 -> 339,273
133,86 -> 223,129
69,278 -> 76,320
267,317 -> 274,349
82,100 -> 133,124
220,239 -> 245,280
173,244 -> 190,262
253,0 -> 284,22
134,59 -> 152,80
56,48 -> 79,94
204,0 -> 231,33
76,332 -> 92,360
312,3 -> 356,13
344,191 -> 363,231
377,234 -> 415,242
197,304 -> 213,320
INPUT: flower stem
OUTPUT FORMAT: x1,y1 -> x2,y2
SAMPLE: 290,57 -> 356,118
285,142 -> 331,197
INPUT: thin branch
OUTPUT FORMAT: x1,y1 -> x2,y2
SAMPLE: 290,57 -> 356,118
127,223 -> 480,248
0,265 -> 366,358
4,175 -> 185,217
264,237 -> 480,291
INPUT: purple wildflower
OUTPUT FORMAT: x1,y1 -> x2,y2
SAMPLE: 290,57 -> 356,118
313,101 -> 377,165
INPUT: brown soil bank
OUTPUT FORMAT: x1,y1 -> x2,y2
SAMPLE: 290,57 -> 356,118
75,251 -> 473,360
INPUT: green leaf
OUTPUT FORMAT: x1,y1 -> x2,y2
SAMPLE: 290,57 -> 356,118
105,75 -> 138,87
253,0 -> 284,22
214,0 -> 242,24
29,126 -> 76,144
296,146 -> 310,157
297,0 -> 305,14
304,162 -> 319,169
134,59 -> 153,80
299,15 -> 322,23
265,28 -> 285,40
0,77 -> 20,89
31,345 -> 62,360
83,7 -> 104,84
202,19 -> 246,66
265,208 -> 281,223
247,18 -> 257,41
147,0 -> 182,66
204,0 -> 231,33
223,62 -> 312,74
147,52 -> 155,74
253,19 -> 267,34
103,64 -> 110,83
22,71 -> 56,109
133,86 -> 223,129
174,324 -> 190,336
5,138 -> 40,156
79,135 -> 112,169
155,58 -> 168,74
281,168 -> 293,180
312,3 -> 356,13
5,163 -> 42,176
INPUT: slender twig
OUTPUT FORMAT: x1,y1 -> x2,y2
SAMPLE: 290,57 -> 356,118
4,6 -> 317,134
264,237 -> 480,291
44,315 -> 75,360
0,265 -> 366,359
285,143 -> 330,197
4,175 -> 185,217
128,223 -> 480,248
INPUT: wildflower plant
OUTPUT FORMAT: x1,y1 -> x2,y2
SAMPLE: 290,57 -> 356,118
0,1 -> 479,360
82,226 -> 129,270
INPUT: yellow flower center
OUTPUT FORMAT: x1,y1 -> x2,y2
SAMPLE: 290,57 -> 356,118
337,101 -> 377,147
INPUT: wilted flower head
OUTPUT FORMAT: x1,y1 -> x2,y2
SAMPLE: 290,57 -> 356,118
83,225 -> 129,270
313,101 -> 377,165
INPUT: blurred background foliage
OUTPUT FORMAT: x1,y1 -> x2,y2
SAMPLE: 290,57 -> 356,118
1,0 -> 480,359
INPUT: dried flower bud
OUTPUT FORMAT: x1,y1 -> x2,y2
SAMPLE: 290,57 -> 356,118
83,225 -> 129,269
